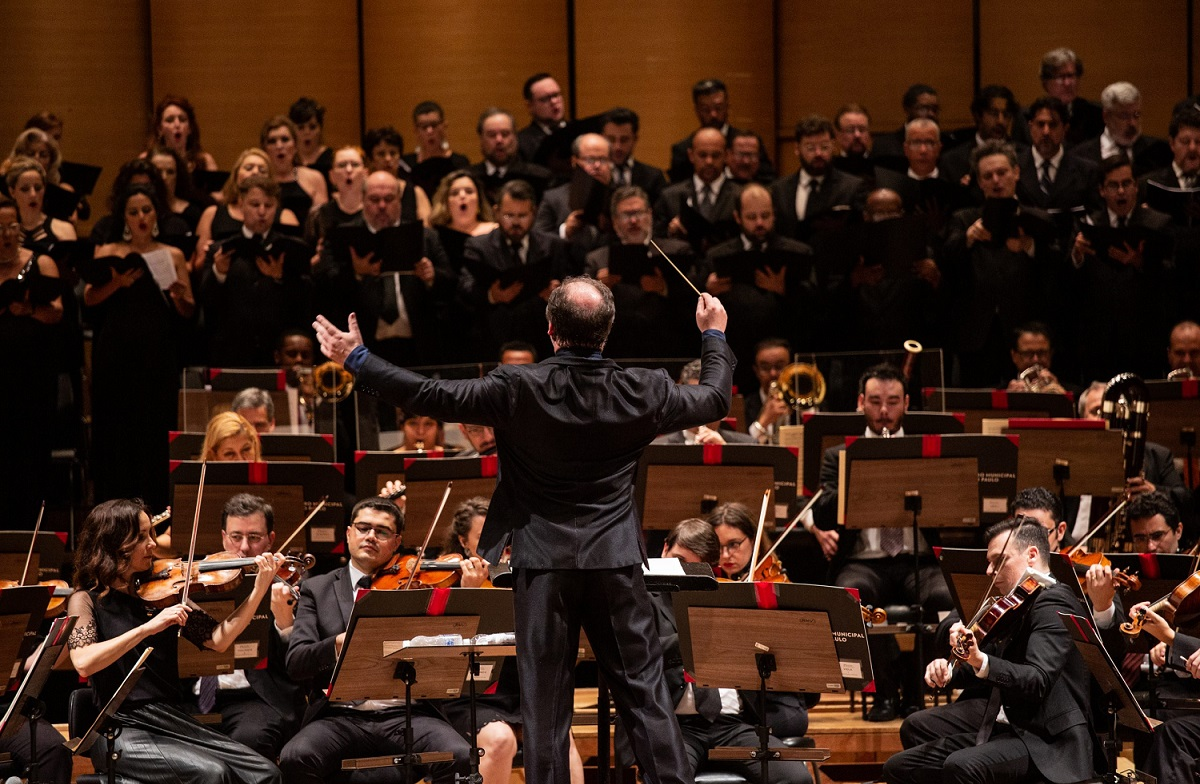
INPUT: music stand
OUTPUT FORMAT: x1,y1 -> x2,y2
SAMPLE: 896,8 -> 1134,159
986,419 -> 1125,500
330,588 -> 514,784
0,532 -> 68,585
0,615 -> 73,784
0,586 -> 54,689
169,431 -> 336,463
1060,612 -> 1159,782
66,647 -> 154,784
1145,380 -> 1200,464
673,583 -> 865,781
923,388 -> 1075,432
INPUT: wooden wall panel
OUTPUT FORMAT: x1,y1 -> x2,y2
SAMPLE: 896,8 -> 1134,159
0,0 -> 150,233
150,1 -> 361,172
776,0 -> 975,174
574,0 -> 776,173
361,0 -> 568,167
980,0 -> 1188,141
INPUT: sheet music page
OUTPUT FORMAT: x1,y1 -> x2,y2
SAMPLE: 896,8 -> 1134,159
142,248 -> 177,290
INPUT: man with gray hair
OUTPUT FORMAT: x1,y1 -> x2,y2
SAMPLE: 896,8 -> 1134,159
231,386 -> 275,434
1035,47 -> 1103,146
534,132 -> 613,250
1070,81 -> 1171,176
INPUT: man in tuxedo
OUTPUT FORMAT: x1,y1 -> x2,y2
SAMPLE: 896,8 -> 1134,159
654,127 -> 742,250
316,170 -> 455,370
313,276 -> 734,784
200,494 -> 305,760
884,520 -> 1097,784
1036,47 -> 1104,147
534,132 -> 612,259
1169,320 -> 1200,377
668,78 -> 775,184
832,103 -> 877,184
873,118 -> 968,235
770,114 -> 866,244
651,519 -> 812,783
586,185 -> 696,358
279,497 -> 475,783
805,364 -> 955,721
603,107 -> 667,204
1071,82 -> 1172,177
1017,96 -> 1098,216
704,182 -> 815,390
725,129 -> 771,185
1140,106 -> 1200,319
941,141 -> 1059,387
1070,154 -> 1173,380
463,179 -> 570,359
470,107 -> 552,205
941,85 -> 1023,192
517,72 -> 567,163
872,83 -> 942,159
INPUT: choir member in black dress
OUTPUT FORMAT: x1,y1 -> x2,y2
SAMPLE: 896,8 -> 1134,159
289,96 -> 334,188
88,159 -> 192,253
149,95 -> 217,173
148,145 -> 208,233
306,145 -> 366,255
66,498 -> 283,783
260,115 -> 327,228
404,101 -> 472,199
0,195 -> 63,526
86,184 -> 194,507
5,157 -> 76,246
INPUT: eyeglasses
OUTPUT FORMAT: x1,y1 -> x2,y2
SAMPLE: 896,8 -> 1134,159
1049,72 -> 1078,82
534,91 -> 562,104
719,538 -> 747,554
1132,529 -> 1174,545
799,142 -> 833,155
1015,349 -> 1050,360
756,362 -> 788,373
351,522 -> 397,541
1102,179 -> 1136,192
223,532 -> 266,545
615,209 -> 649,221
577,156 -> 611,167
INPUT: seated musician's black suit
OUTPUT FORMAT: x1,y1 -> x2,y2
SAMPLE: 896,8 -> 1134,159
1144,632 -> 1200,782
351,331 -> 734,784
883,581 -> 1096,784
279,566 -> 470,784
648,593 -> 812,784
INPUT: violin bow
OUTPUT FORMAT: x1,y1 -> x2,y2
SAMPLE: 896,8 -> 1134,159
648,239 -> 702,297
754,489 -> 824,570
745,489 -> 773,581
276,496 -> 328,553
1065,499 -> 1127,557
19,501 -> 45,587
403,482 -> 454,591
177,461 -> 207,634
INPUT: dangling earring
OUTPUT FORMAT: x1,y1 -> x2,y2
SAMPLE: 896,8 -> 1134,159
122,224 -> 132,242
152,223 -> 159,238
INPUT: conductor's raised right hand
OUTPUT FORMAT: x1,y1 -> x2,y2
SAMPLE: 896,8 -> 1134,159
313,313 -> 364,366
695,293 -> 727,333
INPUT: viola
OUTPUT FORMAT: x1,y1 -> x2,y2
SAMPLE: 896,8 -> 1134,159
1069,551 -> 1142,592
1122,568 -> 1200,637
953,573 -> 1048,661
0,579 -> 71,616
370,552 -> 511,590
135,551 -> 315,609
748,552 -> 788,583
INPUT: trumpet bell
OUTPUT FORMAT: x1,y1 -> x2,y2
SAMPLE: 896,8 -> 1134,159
312,361 -> 355,404
774,363 -> 826,409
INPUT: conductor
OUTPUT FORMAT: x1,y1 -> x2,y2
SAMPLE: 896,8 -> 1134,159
314,276 -> 734,784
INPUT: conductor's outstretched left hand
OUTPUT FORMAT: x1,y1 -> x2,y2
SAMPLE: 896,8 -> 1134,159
314,313 -> 364,365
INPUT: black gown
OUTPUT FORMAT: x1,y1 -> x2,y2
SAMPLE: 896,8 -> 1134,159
0,255 -> 60,526
88,252 -> 181,509
278,180 -> 313,227
76,588 -> 280,783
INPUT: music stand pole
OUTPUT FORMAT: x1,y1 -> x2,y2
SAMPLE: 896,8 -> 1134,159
754,649 -> 777,784
21,698 -> 44,784
460,650 -> 484,784
904,489 -> 926,704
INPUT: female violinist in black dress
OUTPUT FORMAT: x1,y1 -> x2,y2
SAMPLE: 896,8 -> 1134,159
66,498 -> 282,782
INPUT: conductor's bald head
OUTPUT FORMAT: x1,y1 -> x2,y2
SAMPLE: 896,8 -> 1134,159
546,276 -> 616,352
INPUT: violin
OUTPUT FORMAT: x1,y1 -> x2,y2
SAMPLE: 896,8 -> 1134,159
1069,551 -> 1142,592
1122,568 -> 1200,637
370,551 -> 512,590
748,552 -> 788,583
135,551 -> 315,609
953,573 -> 1048,661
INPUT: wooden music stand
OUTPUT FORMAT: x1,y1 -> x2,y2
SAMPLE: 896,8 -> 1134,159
0,615 -> 73,784
934,547 -> 993,625
923,388 -> 1075,433
981,418 -> 1124,497
635,445 -> 797,530
352,453 -> 498,529
168,431 -> 336,463
674,583 -> 866,782
178,388 -> 293,431
0,532 -> 67,584
204,367 -> 289,392
1145,379 -> 1200,459
168,461 -> 345,555
0,586 -> 53,689
795,411 -> 966,496
330,588 -> 513,784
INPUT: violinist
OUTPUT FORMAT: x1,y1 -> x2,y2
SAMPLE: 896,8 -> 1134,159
189,494 -> 304,760
655,518 -> 813,784
65,499 -> 283,783
885,519 -> 1096,784
1125,602 -> 1200,782
1128,491 -> 1184,554
279,497 -> 472,783
1010,487 -> 1067,551
805,363 -> 954,721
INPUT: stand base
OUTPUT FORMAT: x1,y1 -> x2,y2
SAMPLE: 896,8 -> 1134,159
341,752 -> 456,770
708,746 -> 831,763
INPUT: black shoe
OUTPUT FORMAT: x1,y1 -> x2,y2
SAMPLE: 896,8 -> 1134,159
865,696 -> 898,722
900,702 -> 924,718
